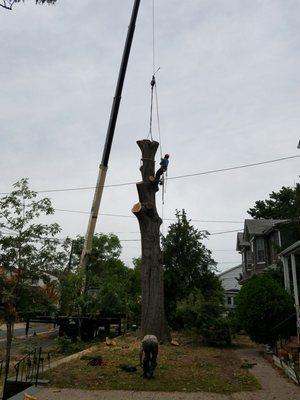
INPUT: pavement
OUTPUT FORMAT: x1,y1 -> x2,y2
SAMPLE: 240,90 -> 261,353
0,323 -> 57,341
31,347 -> 300,400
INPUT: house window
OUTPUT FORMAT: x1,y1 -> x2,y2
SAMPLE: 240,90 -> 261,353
270,232 -> 280,262
256,238 -> 265,262
227,296 -> 232,305
246,250 -> 253,265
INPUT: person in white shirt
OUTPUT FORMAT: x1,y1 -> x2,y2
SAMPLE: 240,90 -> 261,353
139,334 -> 158,379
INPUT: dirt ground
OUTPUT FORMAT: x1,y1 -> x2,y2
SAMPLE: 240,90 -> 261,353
33,346 -> 300,400
40,333 -> 259,394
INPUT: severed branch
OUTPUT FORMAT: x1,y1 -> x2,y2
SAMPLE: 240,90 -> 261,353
0,0 -> 14,10
0,4 -> 13,9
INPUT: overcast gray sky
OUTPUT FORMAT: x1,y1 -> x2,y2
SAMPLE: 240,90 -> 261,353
1,0 -> 300,271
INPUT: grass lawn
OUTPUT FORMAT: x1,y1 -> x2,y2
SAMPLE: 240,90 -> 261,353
42,332 -> 260,394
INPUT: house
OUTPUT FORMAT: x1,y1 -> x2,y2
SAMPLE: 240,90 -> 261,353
236,219 -> 300,283
279,242 -> 300,338
218,264 -> 242,308
30,272 -> 59,289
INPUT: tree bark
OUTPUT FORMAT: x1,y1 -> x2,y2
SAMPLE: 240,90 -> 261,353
132,139 -> 170,342
4,321 -> 13,384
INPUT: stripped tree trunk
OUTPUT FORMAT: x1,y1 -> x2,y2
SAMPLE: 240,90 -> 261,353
132,140 -> 170,341
4,321 -> 13,386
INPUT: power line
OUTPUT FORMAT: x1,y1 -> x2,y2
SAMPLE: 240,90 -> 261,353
168,155 -> 300,181
209,229 -> 242,235
0,227 -> 242,241
53,208 -> 243,224
1,154 -> 299,195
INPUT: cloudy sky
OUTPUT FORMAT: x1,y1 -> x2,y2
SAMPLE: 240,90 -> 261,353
1,0 -> 300,271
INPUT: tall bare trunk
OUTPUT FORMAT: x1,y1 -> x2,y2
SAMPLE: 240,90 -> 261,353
4,321 -> 13,381
132,140 -> 170,341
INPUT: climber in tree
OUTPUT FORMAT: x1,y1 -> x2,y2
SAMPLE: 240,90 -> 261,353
150,154 -> 169,186
139,334 -> 159,379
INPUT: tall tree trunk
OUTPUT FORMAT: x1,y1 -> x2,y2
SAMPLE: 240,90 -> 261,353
132,140 -> 170,341
4,321 -> 13,383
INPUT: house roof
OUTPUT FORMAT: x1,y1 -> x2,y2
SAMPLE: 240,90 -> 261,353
236,232 -> 250,250
218,264 -> 242,277
279,241 -> 300,257
244,219 -> 287,236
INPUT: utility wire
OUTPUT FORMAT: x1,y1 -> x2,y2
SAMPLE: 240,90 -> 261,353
0,227 -> 243,240
168,154 -> 300,181
1,154 -> 298,196
53,208 -> 243,224
209,229 -> 242,235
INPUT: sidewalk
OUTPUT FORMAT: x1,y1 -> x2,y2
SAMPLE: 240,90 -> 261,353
33,347 -> 300,400
0,323 -> 26,331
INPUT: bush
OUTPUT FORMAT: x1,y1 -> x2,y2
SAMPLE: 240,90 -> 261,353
235,274 -> 295,345
175,289 -> 231,346
55,337 -> 86,355
201,319 -> 231,346
226,309 -> 243,336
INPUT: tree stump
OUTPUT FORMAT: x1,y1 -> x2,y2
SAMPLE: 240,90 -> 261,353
132,139 -> 170,341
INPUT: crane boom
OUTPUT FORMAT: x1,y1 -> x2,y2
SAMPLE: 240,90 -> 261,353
79,0 -> 141,274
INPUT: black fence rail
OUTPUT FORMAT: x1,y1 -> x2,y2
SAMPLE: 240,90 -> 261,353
14,347 -> 50,385
2,347 -> 51,400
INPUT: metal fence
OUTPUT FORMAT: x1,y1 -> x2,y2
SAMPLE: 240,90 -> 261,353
2,347 -> 51,400
14,347 -> 50,385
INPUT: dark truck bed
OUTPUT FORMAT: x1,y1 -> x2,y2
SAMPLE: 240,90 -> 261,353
26,314 -> 126,341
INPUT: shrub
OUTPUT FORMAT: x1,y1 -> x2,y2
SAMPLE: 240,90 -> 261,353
201,318 -> 231,346
226,309 -> 243,336
175,289 -> 231,346
55,337 -> 86,355
235,274 -> 295,345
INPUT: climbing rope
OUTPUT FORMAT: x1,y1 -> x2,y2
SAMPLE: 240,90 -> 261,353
154,81 -> 163,159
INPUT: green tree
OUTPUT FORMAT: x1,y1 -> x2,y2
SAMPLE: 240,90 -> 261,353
0,0 -> 56,10
248,184 -> 300,219
162,210 -> 224,326
58,269 -> 85,316
60,236 -> 142,322
235,274 -> 295,345
0,178 -> 66,383
69,234 -> 122,277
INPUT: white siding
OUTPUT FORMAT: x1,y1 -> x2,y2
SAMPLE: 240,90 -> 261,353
218,265 -> 242,309
219,265 -> 242,292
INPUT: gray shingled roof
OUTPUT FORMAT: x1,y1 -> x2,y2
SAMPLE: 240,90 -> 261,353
238,232 -> 249,245
244,219 -> 287,235
236,232 -> 250,251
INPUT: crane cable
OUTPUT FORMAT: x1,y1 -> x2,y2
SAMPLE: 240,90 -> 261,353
147,0 -> 156,141
152,0 -> 166,236
147,0 -> 162,157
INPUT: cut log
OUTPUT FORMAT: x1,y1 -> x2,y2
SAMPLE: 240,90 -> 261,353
132,139 -> 170,342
